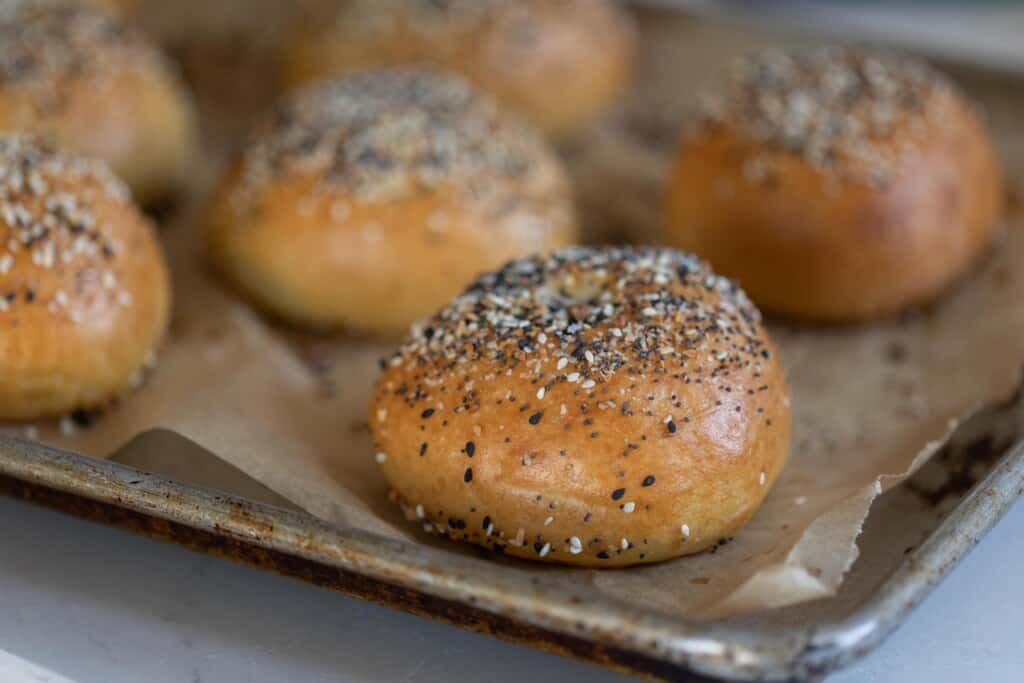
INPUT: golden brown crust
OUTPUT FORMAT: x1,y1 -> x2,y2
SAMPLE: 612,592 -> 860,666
285,0 -> 636,136
207,68 -> 578,337
0,0 -> 198,204
665,47 -> 1004,322
370,247 -> 790,567
0,135 -> 170,421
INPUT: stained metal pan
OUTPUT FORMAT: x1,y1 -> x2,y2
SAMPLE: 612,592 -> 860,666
1,418 -> 1021,681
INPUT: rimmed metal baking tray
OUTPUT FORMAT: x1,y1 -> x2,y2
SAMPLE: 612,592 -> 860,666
1,411 -> 1021,682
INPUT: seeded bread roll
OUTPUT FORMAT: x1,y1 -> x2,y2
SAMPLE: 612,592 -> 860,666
0,0 -> 198,204
0,135 -> 170,421
207,68 -> 578,336
665,47 -> 1004,322
285,0 -> 635,137
370,247 -> 790,567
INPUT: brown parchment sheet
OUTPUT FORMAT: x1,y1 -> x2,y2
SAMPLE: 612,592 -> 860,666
7,9 -> 1024,620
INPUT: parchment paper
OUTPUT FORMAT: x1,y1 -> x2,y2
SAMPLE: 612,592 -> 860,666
7,9 -> 1024,619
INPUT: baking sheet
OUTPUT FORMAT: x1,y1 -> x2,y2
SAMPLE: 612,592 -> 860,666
4,7 -> 1024,620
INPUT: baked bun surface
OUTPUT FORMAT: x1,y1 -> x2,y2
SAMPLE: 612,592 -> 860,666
370,246 -> 790,567
0,0 -> 198,204
665,47 -> 1004,322
0,135 -> 170,421
285,0 -> 635,136
207,68 -> 578,337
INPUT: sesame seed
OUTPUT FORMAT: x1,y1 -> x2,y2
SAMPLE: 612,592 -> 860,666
415,504 -> 425,519
622,501 -> 636,513
538,543 -> 551,558
465,441 -> 475,456
704,46 -> 950,186
611,488 -> 625,500
759,471 -> 766,486
681,524 -> 691,541
581,379 -> 596,390
375,452 -> 387,464
464,467 -> 473,482
544,516 -> 554,527
569,537 -> 583,554
330,201 -> 350,222
536,387 -> 545,400
742,159 -> 766,184
557,357 -> 569,370
621,538 -> 629,550
642,475 -> 656,487
528,411 -> 542,425
236,68 -> 568,236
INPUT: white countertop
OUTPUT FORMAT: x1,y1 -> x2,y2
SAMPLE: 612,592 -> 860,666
0,494 -> 1021,682
666,1 -> 1024,73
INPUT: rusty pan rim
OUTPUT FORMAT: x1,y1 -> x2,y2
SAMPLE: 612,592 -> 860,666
0,434 -> 1021,682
